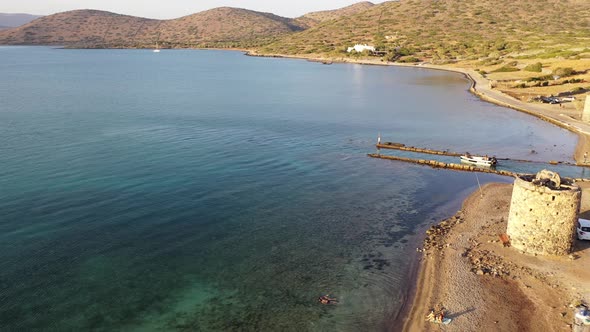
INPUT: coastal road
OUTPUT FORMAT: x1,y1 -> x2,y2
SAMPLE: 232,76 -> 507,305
444,67 -> 590,164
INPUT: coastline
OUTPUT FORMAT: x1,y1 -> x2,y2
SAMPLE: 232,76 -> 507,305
2,45 -> 586,330
246,51 -> 590,166
401,182 -> 590,331
245,51 -> 590,330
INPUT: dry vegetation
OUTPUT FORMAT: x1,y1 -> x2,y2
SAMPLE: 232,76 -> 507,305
295,1 -> 375,28
0,8 -> 306,49
259,0 -> 590,101
0,3 -> 382,49
1,0 -> 589,100
261,0 -> 590,59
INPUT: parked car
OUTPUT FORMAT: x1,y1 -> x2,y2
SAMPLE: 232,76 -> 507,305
540,96 -> 560,104
574,306 -> 590,325
577,218 -> 590,240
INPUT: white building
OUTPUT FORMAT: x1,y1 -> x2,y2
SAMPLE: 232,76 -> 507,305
347,44 -> 376,53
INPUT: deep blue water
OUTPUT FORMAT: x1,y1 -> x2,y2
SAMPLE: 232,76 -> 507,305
0,47 -> 580,331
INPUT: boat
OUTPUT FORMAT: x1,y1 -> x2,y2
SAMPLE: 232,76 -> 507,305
153,41 -> 161,53
460,154 -> 497,167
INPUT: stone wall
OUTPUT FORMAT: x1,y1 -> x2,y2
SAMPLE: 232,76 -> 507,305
507,176 -> 581,256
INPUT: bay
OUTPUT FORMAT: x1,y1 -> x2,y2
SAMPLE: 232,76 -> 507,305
0,47 -> 580,331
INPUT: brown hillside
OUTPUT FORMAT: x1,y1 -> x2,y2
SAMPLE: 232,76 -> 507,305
260,0 -> 590,59
0,10 -> 158,47
299,1 -> 375,26
163,7 -> 305,47
0,8 -> 306,48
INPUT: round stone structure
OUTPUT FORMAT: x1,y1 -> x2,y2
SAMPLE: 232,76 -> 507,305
506,170 -> 581,256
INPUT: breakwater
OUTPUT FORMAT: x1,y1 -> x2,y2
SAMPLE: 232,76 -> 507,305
377,143 -> 462,157
368,153 -> 590,182
377,142 -> 578,166
368,153 -> 517,177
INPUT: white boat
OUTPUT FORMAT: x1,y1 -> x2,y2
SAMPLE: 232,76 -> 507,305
460,154 -> 497,167
153,41 -> 160,53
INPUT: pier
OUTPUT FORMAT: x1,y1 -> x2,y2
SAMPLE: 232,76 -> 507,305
377,142 -> 461,157
376,142 -> 578,166
368,153 -> 518,177
370,141 -> 590,182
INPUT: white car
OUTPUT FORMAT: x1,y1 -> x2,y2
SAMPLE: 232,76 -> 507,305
577,218 -> 590,241
575,306 -> 590,325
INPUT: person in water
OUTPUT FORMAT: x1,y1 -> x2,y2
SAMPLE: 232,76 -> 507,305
318,294 -> 338,304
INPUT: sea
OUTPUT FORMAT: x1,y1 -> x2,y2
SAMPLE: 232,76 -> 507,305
0,47 -> 584,331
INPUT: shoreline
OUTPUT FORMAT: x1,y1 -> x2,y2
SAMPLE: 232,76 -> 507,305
11,45 -> 590,164
246,51 -> 590,166
9,46 -> 587,329
244,51 -> 590,330
401,182 -> 590,331
387,186 -> 477,330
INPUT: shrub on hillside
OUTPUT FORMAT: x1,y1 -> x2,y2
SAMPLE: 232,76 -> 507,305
527,75 -> 552,82
491,66 -> 520,73
553,67 -> 575,77
564,78 -> 583,84
524,62 -> 543,72
398,56 -> 421,63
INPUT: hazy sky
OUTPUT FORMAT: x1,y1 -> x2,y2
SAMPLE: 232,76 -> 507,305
1,1 -> 383,19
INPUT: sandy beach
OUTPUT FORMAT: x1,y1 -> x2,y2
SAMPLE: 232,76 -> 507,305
305,55 -> 590,330
297,54 -> 590,331
318,55 -> 590,331
401,183 -> 590,331
249,51 -> 590,330
339,58 -> 590,331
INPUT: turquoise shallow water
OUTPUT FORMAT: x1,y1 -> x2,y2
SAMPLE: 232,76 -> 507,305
0,47 -> 580,331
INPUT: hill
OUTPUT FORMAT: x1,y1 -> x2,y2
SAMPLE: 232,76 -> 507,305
259,0 -> 590,61
0,10 -> 157,47
0,13 -> 41,27
257,0 -> 590,107
0,8 -> 305,48
163,7 -> 305,48
298,1 -> 375,27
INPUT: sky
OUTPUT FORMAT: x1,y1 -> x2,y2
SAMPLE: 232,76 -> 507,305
0,1 -> 383,19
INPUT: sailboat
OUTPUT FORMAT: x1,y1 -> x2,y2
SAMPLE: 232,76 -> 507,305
153,41 -> 161,53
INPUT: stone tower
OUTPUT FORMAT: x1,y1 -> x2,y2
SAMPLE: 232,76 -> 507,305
506,170 -> 581,256
583,95 -> 590,123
